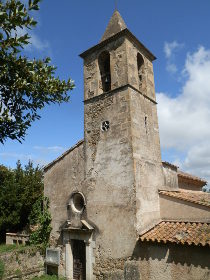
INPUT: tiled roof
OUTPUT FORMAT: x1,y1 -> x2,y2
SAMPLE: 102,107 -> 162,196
159,190 -> 210,208
162,161 -> 207,184
178,170 -> 207,184
140,221 -> 210,246
162,161 -> 178,170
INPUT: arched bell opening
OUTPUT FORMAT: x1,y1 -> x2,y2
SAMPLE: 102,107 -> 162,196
98,51 -> 111,92
137,53 -> 146,92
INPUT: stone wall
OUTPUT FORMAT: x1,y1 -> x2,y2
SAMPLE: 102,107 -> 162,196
159,194 -> 210,222
6,233 -> 29,246
84,87 -> 137,259
93,257 -> 125,279
129,86 -> 164,234
83,35 -> 156,103
83,36 -> 128,100
125,38 -> 156,101
0,247 -> 44,279
162,163 -> 179,190
92,242 -> 210,280
83,30 -> 164,260
44,142 -> 85,242
132,241 -> 210,280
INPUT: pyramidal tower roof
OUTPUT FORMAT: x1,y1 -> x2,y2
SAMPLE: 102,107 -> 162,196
100,10 -> 127,42
80,10 -> 156,61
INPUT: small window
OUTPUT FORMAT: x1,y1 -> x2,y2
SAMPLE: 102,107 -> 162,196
19,240 -> 23,245
13,240 -> 17,244
98,51 -> 111,92
101,121 -> 110,132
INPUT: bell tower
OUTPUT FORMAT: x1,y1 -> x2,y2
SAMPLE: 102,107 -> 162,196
80,10 -> 164,259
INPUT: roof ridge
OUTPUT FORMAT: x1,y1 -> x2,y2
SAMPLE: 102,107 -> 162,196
44,139 -> 84,172
178,170 -> 207,184
159,220 -> 210,225
159,190 -> 210,208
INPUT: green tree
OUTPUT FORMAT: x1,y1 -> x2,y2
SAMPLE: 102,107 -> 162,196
0,161 -> 44,242
0,164 -> 21,240
0,0 -> 74,143
29,196 -> 52,247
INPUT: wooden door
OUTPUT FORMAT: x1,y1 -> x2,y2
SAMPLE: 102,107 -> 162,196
73,240 -> 86,280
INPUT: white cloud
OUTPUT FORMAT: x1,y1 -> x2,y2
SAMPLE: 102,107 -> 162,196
164,41 -> 184,58
13,27 -> 49,52
0,152 -> 33,161
33,146 -> 65,153
28,32 -> 49,51
157,46 -> 210,185
0,151 -> 53,168
164,41 -> 184,74
166,63 -> 177,74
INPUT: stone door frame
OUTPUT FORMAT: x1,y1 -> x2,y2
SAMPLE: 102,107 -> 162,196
63,226 -> 94,280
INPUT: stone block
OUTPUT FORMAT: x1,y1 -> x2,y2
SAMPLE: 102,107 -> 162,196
124,261 -> 141,280
103,270 -> 124,280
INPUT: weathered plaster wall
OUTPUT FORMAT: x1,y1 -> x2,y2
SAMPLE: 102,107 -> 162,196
162,164 -> 179,190
84,87 -> 137,260
160,195 -> 210,222
129,87 -> 163,233
44,142 -> 85,242
132,241 -> 210,280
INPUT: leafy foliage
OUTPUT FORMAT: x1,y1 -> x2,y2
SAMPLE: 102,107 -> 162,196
32,276 -> 66,280
203,186 -> 210,193
0,161 -> 43,242
0,0 -> 74,143
29,196 -> 52,247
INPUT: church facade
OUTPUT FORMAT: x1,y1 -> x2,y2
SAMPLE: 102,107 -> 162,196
44,11 -> 210,280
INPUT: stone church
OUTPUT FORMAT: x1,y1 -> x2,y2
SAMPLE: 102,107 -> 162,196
44,10 -> 210,280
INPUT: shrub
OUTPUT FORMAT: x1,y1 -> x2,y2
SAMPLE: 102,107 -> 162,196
29,197 -> 52,247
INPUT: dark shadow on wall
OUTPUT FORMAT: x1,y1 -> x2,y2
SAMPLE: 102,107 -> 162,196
132,240 -> 210,269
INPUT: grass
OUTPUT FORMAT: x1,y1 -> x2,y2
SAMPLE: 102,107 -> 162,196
0,244 -> 18,253
32,276 -> 65,280
0,260 -> 4,279
0,243 -> 43,255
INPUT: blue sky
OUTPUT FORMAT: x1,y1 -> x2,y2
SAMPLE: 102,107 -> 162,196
1,0 -> 210,187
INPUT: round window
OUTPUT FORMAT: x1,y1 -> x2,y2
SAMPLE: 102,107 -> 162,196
70,192 -> 86,213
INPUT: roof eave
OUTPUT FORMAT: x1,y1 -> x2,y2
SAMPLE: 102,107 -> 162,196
44,140 -> 84,172
79,28 -> 156,61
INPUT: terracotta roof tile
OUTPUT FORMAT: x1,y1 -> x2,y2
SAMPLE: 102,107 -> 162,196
178,170 -> 207,184
159,190 -> 210,208
140,221 -> 210,246
162,161 -> 178,169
